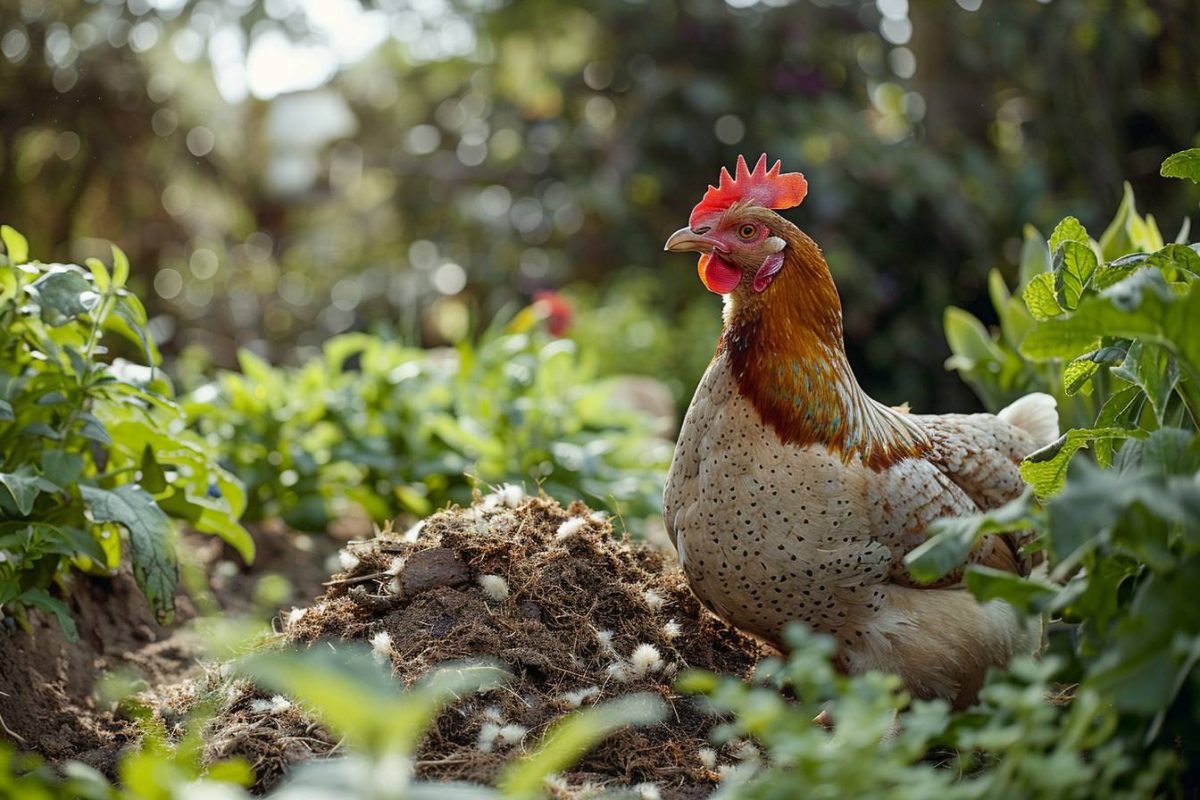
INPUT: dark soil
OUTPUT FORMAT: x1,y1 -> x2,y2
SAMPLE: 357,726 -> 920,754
199,495 -> 766,798
0,521 -> 336,773
2,497 -> 765,798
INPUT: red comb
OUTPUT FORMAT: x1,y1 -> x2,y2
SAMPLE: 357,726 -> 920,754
688,154 -> 808,228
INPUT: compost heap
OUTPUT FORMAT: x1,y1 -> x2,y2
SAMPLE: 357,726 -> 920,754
197,492 -> 767,796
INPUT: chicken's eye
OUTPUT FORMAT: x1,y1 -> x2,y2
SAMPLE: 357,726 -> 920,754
737,224 -> 757,241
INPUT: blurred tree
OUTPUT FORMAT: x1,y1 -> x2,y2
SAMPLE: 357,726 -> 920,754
0,0 -> 1196,412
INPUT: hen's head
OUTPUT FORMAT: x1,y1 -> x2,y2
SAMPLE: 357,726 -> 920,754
664,154 -> 808,296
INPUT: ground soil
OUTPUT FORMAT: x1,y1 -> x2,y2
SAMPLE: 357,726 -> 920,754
1,497 -> 766,798
0,521 -> 335,774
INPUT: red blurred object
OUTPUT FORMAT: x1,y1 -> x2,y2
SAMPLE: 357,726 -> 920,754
533,290 -> 573,337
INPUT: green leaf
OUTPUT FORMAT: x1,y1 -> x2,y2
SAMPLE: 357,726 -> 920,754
1160,147 -> 1200,183
1,225 -> 29,265
1099,183 -> 1137,262
499,694 -> 667,798
86,257 -> 111,293
1063,357 -> 1099,396
964,565 -> 1057,613
41,450 -> 84,487
1020,272 -> 1173,361
1017,225 -> 1050,289
1113,340 -> 1178,425
81,484 -> 179,624
1022,272 -> 1063,320
943,307 -> 1002,365
17,588 -> 79,642
1055,240 -> 1098,310
1020,427 -> 1136,498
1048,216 -> 1089,253
0,399 -> 12,421
904,491 -> 1035,583
111,245 -> 130,287
30,269 -> 97,326
0,466 -> 47,515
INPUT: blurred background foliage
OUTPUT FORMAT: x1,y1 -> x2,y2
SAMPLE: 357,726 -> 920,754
1,0 -> 1199,416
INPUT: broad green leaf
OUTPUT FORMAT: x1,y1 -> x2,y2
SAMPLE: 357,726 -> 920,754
1147,243 -> 1200,281
41,450 -> 83,487
943,307 -> 1002,365
18,587 -> 79,643
30,269 -> 97,326
81,484 -> 179,624
1113,341 -> 1178,425
0,466 -> 51,515
1020,428 -> 1136,498
1055,240 -> 1098,310
1,225 -> 29,265
1022,272 -> 1063,320
904,491 -> 1035,583
1048,216 -> 1089,252
964,565 -> 1056,614
1160,147 -> 1200,183
1021,272 -> 1173,361
1063,357 -> 1098,396
499,694 -> 667,798
1094,385 -> 1143,467
0,399 -> 12,421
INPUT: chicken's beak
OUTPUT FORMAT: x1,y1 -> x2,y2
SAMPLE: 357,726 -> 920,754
664,227 -> 716,254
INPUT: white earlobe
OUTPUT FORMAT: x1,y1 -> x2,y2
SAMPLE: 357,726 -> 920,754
766,235 -> 786,253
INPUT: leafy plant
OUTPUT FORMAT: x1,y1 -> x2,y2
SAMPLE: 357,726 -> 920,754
679,625 -> 1177,799
185,322 -> 672,534
0,226 -> 251,633
912,146 -> 1200,782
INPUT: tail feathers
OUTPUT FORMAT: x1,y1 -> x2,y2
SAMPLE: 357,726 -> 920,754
998,392 -> 1059,447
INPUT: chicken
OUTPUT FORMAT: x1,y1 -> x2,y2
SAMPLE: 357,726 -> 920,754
662,155 -> 1057,708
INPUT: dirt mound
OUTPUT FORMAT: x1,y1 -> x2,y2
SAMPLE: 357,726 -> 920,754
203,494 -> 767,797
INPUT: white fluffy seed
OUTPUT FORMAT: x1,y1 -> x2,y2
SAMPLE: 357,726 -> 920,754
385,556 -> 406,576
482,706 -> 504,723
588,511 -> 608,525
555,517 -> 587,541
661,620 -> 682,639
629,644 -> 663,677
476,721 -> 501,753
370,631 -> 393,662
249,695 -> 292,714
697,747 -> 717,770
641,590 -> 665,612
605,662 -> 631,683
561,686 -> 601,708
337,549 -> 360,571
594,629 -> 616,655
497,723 -> 527,744
286,607 -> 307,627
498,483 -> 525,508
478,574 -> 510,602
636,783 -> 661,800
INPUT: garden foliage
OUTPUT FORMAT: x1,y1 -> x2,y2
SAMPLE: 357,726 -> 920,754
185,324 -> 671,533
0,227 -> 251,632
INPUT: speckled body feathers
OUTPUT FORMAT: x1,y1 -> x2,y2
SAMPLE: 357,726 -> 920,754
665,352 -> 1051,707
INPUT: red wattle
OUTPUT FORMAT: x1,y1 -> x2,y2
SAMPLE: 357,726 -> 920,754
698,253 -> 742,294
